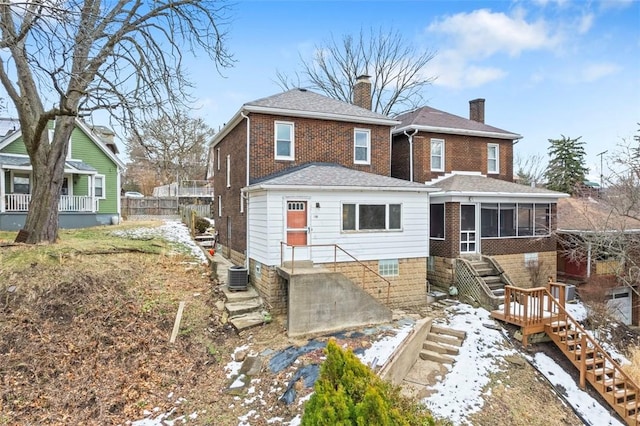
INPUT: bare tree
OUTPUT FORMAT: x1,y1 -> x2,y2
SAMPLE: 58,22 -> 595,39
557,131 -> 640,321
276,27 -> 437,116
514,153 -> 547,186
124,111 -> 214,187
0,1 -> 232,243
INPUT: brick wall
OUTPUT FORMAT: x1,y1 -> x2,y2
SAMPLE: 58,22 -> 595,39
248,113 -> 391,181
492,251 -> 557,288
249,257 -> 428,312
212,123 -> 248,256
393,132 -> 513,183
430,202 -> 459,258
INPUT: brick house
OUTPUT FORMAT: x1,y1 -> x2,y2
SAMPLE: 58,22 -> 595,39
208,78 -> 437,319
390,100 -> 568,304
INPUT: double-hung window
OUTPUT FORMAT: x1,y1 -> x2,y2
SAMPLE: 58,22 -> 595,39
487,143 -> 499,174
342,203 -> 402,231
94,175 -> 105,199
354,129 -> 370,165
431,139 -> 444,172
275,121 -> 294,160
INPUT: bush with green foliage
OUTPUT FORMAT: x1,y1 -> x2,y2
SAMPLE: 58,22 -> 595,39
302,339 -> 443,426
194,216 -> 210,234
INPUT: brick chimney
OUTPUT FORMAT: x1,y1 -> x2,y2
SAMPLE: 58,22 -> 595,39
469,98 -> 485,123
354,74 -> 372,110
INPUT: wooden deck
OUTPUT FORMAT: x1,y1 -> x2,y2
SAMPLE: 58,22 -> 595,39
491,282 -> 640,425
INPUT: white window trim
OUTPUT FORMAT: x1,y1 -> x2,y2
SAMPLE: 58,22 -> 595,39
11,171 -> 31,193
274,121 -> 295,161
94,174 -> 106,199
216,148 -> 221,170
354,128 -> 371,165
341,202 -> 402,232
488,143 -> 499,174
240,193 -> 244,214
226,154 -> 231,188
431,138 -> 445,172
218,195 -> 222,217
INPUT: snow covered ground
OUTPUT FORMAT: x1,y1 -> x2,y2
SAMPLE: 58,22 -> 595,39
126,220 -> 628,425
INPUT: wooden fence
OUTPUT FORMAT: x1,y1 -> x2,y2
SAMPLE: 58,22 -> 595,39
121,197 -> 179,217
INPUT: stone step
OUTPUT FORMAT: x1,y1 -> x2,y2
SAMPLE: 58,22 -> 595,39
419,349 -> 455,364
483,276 -> 502,285
226,298 -> 262,316
222,285 -> 259,302
423,340 -> 460,356
475,267 -> 494,276
430,324 -> 467,340
229,311 -> 271,332
493,289 -> 505,297
426,332 -> 463,347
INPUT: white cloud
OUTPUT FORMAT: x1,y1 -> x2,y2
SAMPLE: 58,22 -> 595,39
427,9 -> 560,59
426,50 -> 506,89
579,62 -> 621,82
577,13 -> 594,34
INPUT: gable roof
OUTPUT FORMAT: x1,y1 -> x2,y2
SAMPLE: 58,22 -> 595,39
557,197 -> 640,233
425,172 -> 567,199
245,163 -> 437,193
211,88 -> 399,147
393,106 -> 522,140
0,119 -> 125,170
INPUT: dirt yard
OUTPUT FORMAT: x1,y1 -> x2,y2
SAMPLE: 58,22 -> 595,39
0,222 -> 636,425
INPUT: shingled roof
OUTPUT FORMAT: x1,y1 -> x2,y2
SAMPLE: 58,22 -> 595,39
393,106 -> 521,140
557,197 -> 640,233
425,172 -> 567,198
243,88 -> 398,125
247,163 -> 434,192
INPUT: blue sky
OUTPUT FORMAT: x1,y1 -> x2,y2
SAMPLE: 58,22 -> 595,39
188,0 -> 640,181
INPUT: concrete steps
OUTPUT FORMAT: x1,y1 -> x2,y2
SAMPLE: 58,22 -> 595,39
220,283 -> 270,332
419,323 -> 467,365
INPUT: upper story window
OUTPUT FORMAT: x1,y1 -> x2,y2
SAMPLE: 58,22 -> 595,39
488,143 -> 499,174
226,154 -> 231,188
275,121 -> 294,160
216,148 -> 221,170
431,139 -> 444,172
354,129 -> 371,165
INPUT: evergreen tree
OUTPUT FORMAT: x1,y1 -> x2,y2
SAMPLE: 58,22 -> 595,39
544,135 -> 589,194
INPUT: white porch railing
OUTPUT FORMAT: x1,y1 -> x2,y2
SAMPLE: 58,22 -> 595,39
3,194 -> 97,212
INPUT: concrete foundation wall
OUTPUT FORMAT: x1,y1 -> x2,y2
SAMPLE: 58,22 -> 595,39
492,251 -> 557,288
287,271 -> 392,337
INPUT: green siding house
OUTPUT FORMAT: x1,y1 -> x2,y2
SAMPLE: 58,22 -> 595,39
0,119 -> 125,230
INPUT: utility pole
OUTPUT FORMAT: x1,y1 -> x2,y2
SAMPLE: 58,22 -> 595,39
597,150 -> 608,190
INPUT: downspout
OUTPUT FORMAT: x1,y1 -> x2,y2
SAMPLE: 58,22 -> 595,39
404,128 -> 418,182
241,111 -> 250,269
587,242 -> 592,278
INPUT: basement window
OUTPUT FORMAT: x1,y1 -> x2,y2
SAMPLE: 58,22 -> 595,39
379,259 -> 399,277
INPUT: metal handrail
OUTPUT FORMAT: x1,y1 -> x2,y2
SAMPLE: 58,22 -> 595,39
279,241 -> 392,304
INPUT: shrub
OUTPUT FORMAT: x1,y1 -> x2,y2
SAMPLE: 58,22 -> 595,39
302,339 -> 441,426
194,216 -> 210,234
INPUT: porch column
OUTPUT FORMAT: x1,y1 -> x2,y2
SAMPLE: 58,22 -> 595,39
0,168 -> 4,212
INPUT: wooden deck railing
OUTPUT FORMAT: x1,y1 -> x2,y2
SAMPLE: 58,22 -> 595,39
492,282 -> 640,425
279,242 -> 392,304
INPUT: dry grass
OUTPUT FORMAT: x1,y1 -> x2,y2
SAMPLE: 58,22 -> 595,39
623,346 -> 640,385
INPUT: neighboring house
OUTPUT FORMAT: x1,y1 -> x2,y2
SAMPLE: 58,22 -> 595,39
388,99 -> 568,307
391,99 -> 521,183
209,77 -> 437,314
0,119 -> 125,230
556,196 -> 640,325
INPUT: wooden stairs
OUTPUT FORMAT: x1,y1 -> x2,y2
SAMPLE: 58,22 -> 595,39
491,283 -> 640,425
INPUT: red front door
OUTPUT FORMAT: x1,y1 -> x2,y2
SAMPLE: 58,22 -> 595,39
286,201 -> 308,246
